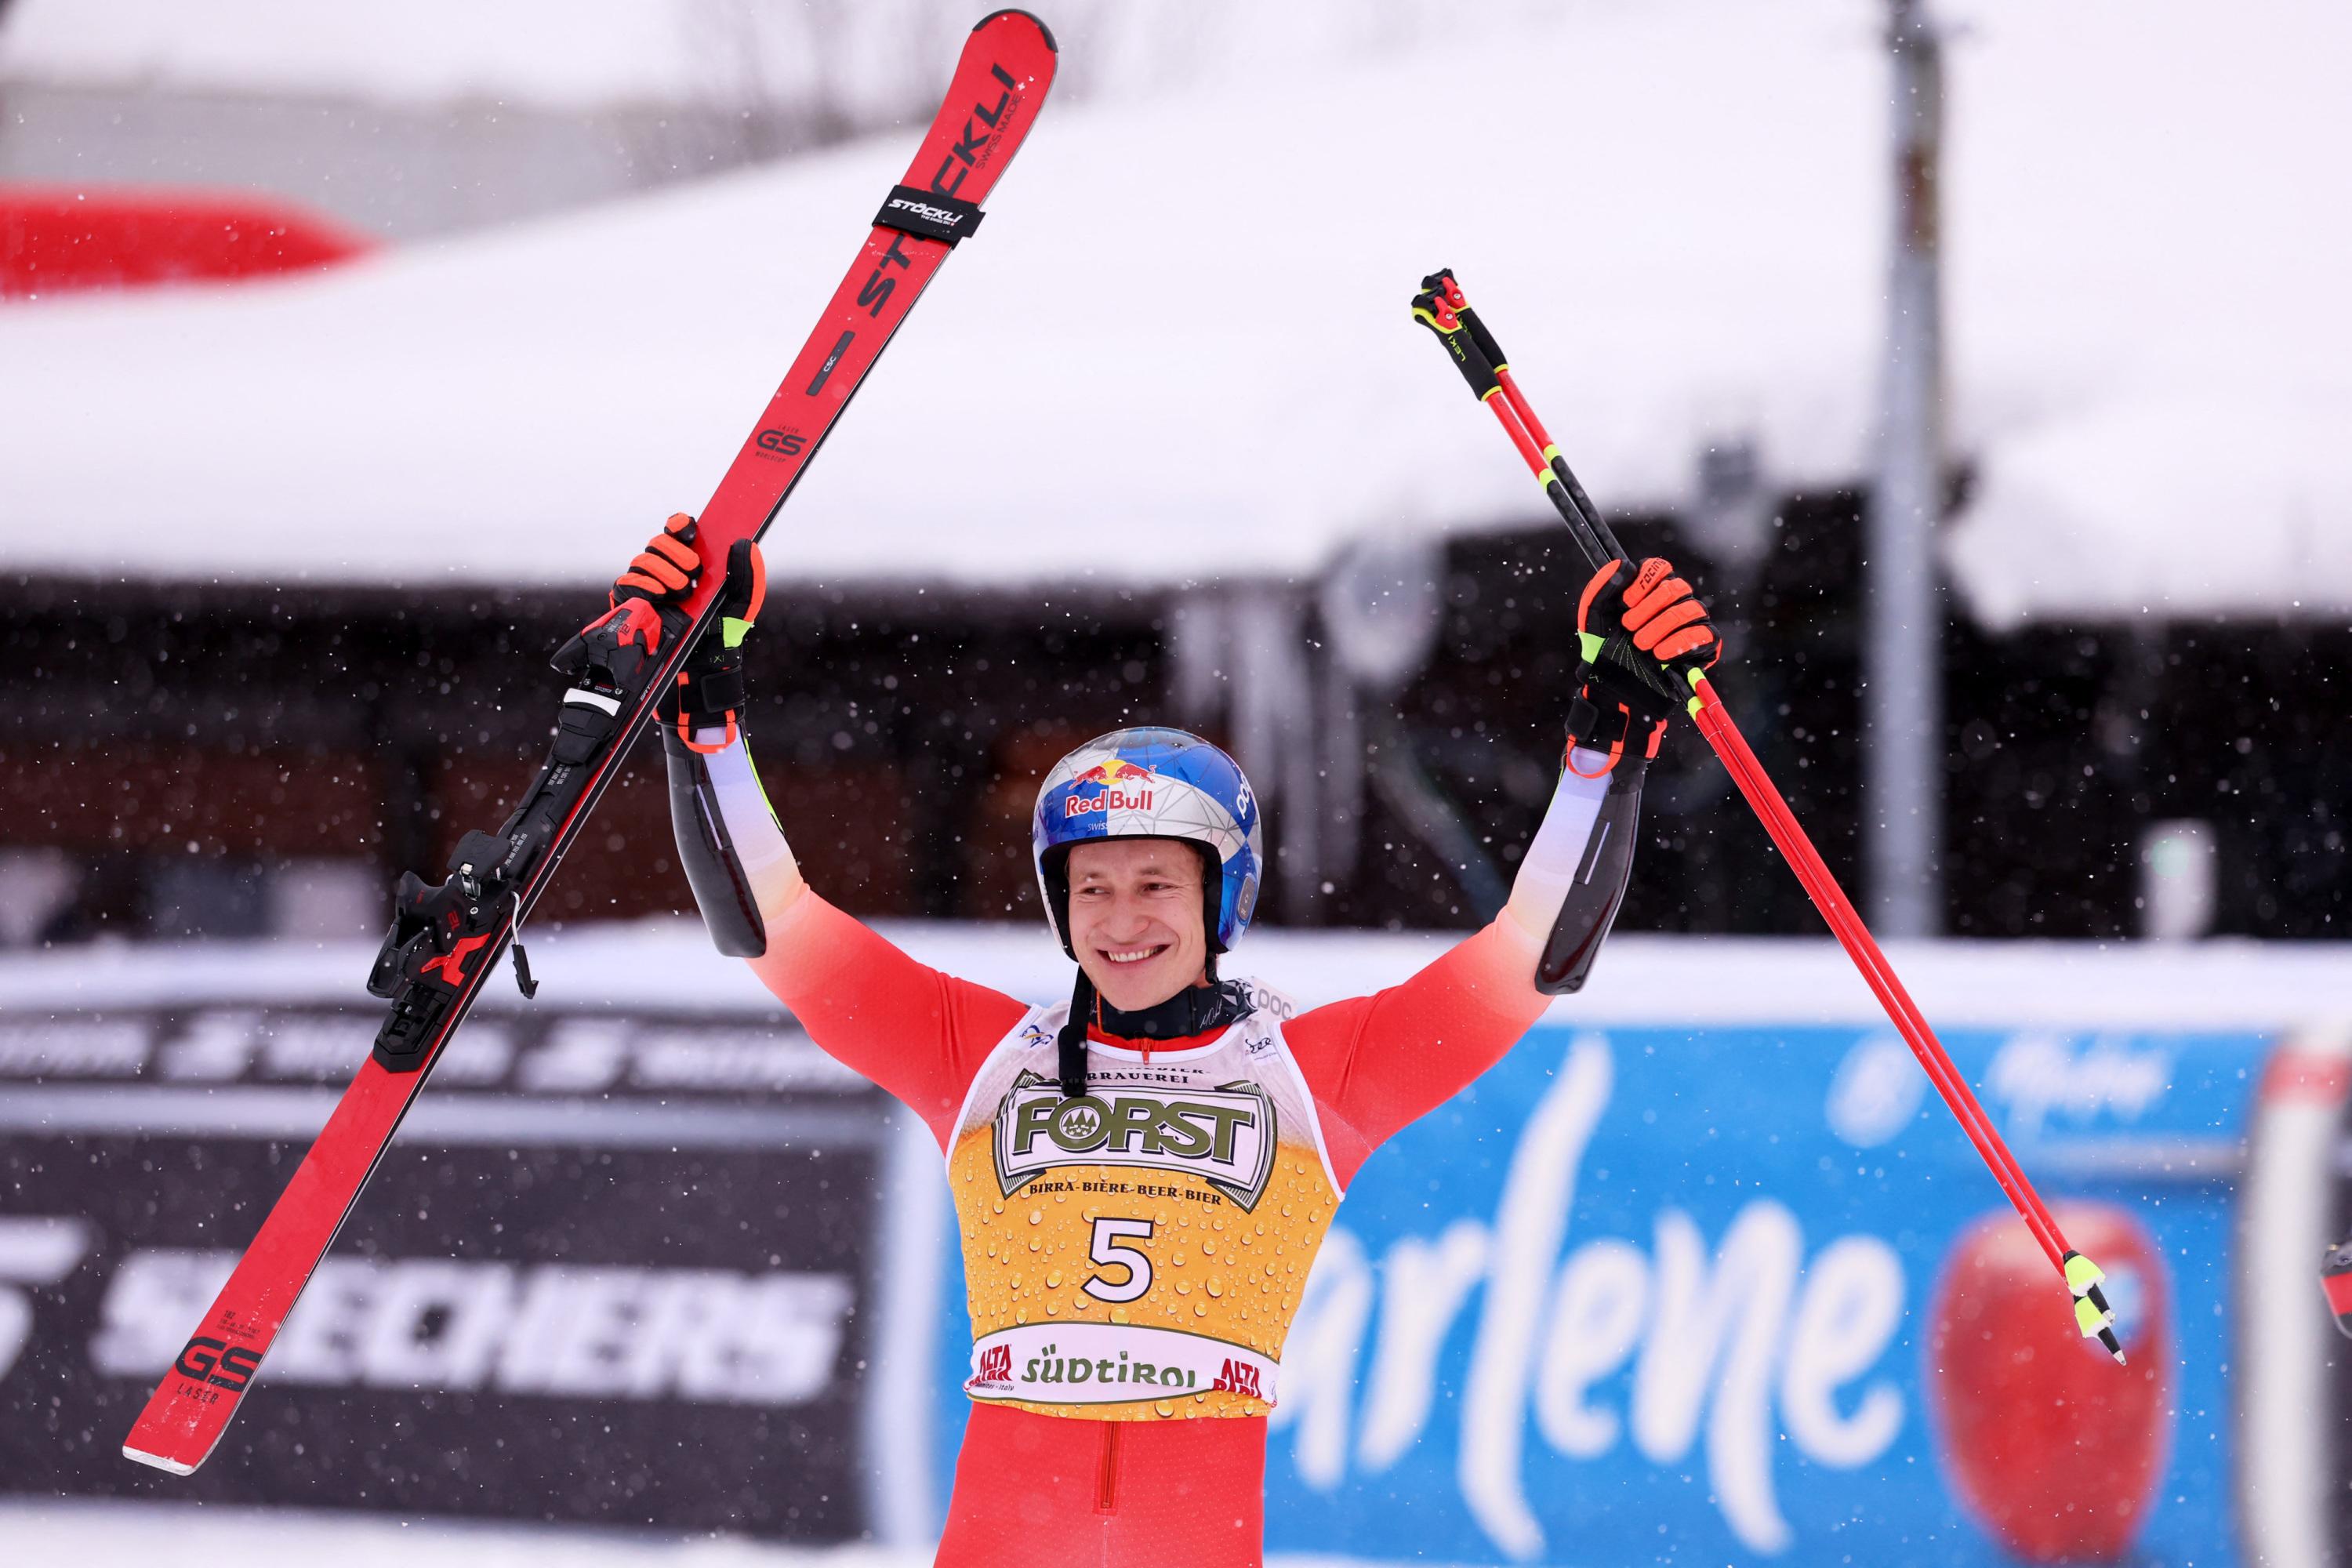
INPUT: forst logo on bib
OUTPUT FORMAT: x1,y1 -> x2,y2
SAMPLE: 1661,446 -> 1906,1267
1052,1101 -> 1103,1144
1063,757 -> 1156,818
993,1072 -> 1277,1210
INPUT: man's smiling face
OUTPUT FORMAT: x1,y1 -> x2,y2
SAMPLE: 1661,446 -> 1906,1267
1064,837 -> 1210,1013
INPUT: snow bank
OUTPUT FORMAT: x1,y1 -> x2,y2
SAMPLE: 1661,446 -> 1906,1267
0,0 -> 2342,622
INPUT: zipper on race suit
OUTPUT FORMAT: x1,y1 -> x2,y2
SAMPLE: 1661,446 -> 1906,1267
1096,1421 -> 1122,1515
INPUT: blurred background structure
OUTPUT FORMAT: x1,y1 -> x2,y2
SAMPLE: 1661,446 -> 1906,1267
2,0 -> 2344,953
2,2 -> 2349,1564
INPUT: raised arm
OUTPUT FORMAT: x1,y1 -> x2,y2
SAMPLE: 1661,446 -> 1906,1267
648,524 -> 1027,1142
1283,762 -> 1594,1188
1290,555 -> 1719,1185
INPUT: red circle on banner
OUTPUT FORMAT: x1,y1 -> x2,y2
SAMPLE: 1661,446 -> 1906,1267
1926,1202 -> 2172,1563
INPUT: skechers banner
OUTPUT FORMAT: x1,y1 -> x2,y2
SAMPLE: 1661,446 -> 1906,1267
0,997 -> 917,1539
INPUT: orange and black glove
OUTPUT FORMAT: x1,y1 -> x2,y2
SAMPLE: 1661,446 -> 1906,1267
551,512 -> 706,692
1566,556 -> 1722,772
657,534 -> 767,753
613,510 -> 702,605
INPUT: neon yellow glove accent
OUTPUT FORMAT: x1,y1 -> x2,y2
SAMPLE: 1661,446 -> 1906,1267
721,615 -> 753,650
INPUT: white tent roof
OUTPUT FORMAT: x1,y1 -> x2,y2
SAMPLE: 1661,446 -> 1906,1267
0,0 -> 2343,621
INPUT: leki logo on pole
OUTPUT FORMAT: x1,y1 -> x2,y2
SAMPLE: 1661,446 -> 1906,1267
991,1071 -> 1277,1210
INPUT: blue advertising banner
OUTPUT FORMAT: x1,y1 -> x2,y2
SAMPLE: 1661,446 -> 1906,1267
935,1018 -> 2262,1564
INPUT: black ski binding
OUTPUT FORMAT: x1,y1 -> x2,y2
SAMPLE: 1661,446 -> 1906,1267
366,829 -> 517,1072
365,594 -> 688,1073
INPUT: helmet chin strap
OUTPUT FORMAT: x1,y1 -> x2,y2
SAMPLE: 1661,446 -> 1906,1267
1058,967 -> 1098,1099
1060,962 -> 1254,1100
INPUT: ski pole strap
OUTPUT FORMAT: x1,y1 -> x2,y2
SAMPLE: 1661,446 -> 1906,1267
674,710 -> 739,755
873,185 -> 986,245
687,663 -> 749,713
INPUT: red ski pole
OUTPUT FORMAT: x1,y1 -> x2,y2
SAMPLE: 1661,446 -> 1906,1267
1409,269 -> 2125,1363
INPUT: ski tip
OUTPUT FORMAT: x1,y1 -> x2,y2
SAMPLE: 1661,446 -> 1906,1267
975,8 -> 1058,53
122,1442 -> 198,1476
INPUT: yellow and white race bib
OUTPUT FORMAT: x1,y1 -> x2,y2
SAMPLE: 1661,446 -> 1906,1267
947,989 -> 1341,1421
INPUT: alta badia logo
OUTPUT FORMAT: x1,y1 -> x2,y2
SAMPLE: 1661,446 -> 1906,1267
993,1072 -> 1276,1211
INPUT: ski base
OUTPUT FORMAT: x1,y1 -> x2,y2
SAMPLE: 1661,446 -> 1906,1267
123,1445 -> 195,1477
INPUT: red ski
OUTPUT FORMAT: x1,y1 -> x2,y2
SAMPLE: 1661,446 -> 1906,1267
123,9 -> 1058,1475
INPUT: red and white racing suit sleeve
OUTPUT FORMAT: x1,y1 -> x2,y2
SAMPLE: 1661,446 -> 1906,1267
686,729 -> 1028,1144
1286,749 -> 1618,1187
749,893 -> 1029,1145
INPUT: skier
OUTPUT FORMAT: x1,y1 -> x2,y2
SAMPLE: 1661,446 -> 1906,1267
630,514 -> 1717,1566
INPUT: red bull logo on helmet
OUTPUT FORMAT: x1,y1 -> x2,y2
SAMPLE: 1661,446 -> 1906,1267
1063,757 -> 1156,818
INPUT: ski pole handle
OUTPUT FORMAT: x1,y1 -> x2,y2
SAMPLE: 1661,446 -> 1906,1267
1410,268 -> 1634,572
1409,276 -> 1503,401
1414,273 -> 1705,695
1421,269 -> 1513,390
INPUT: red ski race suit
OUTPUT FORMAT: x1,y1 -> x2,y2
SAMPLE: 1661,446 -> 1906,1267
667,710 -> 1628,1565
749,892 -> 1552,1566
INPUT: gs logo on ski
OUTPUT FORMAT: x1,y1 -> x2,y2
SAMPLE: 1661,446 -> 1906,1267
174,1335 -> 263,1391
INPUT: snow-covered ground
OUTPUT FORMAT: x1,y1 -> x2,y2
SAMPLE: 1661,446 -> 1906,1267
0,1499 -> 1479,1568
2,1502 -> 910,1568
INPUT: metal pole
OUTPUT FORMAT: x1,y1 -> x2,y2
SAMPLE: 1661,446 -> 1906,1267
1867,0 -> 1946,937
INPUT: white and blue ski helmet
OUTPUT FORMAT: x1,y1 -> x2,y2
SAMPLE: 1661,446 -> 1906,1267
1033,727 -> 1262,956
